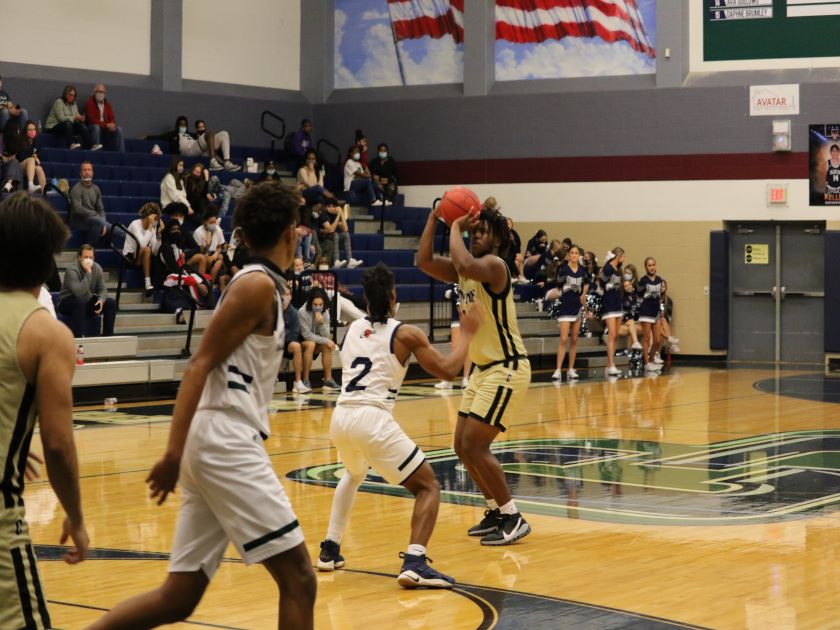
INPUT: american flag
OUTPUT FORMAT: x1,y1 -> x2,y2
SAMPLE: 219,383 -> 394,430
496,0 -> 655,58
387,0 -> 464,44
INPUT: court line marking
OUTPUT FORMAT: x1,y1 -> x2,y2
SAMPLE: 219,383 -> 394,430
47,599 -> 247,629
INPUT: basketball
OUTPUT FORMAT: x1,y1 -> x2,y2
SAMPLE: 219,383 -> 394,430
437,187 -> 481,226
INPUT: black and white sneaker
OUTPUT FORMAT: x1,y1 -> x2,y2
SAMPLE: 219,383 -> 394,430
397,552 -> 455,589
467,508 -> 501,537
480,512 -> 531,546
316,539 -> 345,571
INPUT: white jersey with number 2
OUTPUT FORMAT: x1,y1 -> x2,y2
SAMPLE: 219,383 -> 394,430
337,317 -> 407,412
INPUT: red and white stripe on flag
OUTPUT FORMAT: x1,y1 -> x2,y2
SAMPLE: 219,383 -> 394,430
496,0 -> 655,58
387,0 -> 464,44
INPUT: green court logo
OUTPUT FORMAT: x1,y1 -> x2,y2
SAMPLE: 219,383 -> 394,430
287,430 -> 840,525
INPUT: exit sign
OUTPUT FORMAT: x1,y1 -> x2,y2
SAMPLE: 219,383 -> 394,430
767,184 -> 788,206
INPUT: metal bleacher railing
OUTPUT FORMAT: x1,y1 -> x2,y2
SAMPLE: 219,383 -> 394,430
427,197 -> 452,343
260,111 -> 286,161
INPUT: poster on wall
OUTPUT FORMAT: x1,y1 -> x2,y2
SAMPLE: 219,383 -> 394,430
494,0 -> 656,81
809,125 -> 840,206
334,0 -> 464,88
705,0 -> 840,61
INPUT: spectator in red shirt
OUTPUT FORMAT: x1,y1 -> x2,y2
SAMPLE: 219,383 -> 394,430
84,84 -> 124,152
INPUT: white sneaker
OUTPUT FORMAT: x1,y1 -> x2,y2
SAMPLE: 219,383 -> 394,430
606,366 -> 620,376
653,353 -> 663,365
224,160 -> 242,172
333,259 -> 346,269
90,144 -> 103,152
209,158 -> 224,171
645,362 -> 659,372
2,180 -> 12,192
347,258 -> 363,269
293,380 -> 312,394
631,341 -> 642,350
69,143 -> 81,150
384,200 -> 393,206
668,336 -> 680,345
551,369 -> 562,380
670,344 -> 681,353
28,183 -> 41,194
371,199 -> 384,206
434,380 -> 452,389
516,276 -> 529,285
567,369 -> 579,380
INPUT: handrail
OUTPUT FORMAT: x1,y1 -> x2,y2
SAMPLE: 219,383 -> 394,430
260,111 -> 286,141
316,138 -> 341,167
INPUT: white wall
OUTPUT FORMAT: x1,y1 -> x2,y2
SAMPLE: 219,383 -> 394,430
182,0 -> 300,90
401,179 -> 822,222
0,0 -> 151,75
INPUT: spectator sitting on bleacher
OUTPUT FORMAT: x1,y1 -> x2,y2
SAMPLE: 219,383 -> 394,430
281,285 -> 308,394
298,288 -> 339,391
160,157 -> 196,222
84,84 -> 124,153
354,129 -> 369,169
192,207 -> 227,287
1,117 -> 23,192
319,199 -> 362,269
223,226 -> 249,282
312,254 -> 366,325
184,162 -> 212,217
0,74 -> 29,132
45,85 -> 97,151
69,161 -> 110,246
16,121 -> 46,194
290,119 -> 313,168
298,149 -> 336,207
183,119 -> 240,172
343,144 -> 382,206
288,256 -> 313,308
525,229 -> 548,258
123,201 -> 163,296
161,202 -> 208,270
58,244 -> 116,337
368,142 -> 397,205
259,160 -> 282,182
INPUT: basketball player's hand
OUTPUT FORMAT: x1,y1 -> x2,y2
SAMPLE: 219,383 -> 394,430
451,211 -> 479,232
24,451 -> 43,481
147,454 -> 180,505
60,517 -> 89,564
459,301 -> 485,337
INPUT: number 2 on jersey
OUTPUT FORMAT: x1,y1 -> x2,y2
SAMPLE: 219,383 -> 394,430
345,357 -> 372,392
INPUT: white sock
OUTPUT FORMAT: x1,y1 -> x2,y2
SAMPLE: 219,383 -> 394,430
500,500 -> 517,515
144,276 -> 152,286
325,472 -> 364,544
487,499 -> 499,510
406,544 -> 426,557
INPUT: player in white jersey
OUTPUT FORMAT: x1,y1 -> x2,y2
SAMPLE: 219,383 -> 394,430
316,262 -> 481,588
91,182 -> 316,629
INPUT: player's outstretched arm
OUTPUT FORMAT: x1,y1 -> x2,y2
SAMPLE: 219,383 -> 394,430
449,213 -> 507,292
394,304 -> 482,380
418,204 -> 458,283
21,311 -> 88,564
147,272 -> 275,504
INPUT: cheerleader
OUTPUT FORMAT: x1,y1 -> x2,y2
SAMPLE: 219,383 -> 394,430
618,264 -> 642,350
637,257 -> 665,372
599,247 -> 625,376
546,245 -> 589,381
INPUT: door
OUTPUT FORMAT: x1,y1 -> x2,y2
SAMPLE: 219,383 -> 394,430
728,222 -> 825,363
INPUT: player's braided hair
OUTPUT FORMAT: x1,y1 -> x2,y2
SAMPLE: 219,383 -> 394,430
362,261 -> 395,324
479,208 -> 511,259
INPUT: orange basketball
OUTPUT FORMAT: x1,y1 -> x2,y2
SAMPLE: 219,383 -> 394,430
437,186 -> 481,227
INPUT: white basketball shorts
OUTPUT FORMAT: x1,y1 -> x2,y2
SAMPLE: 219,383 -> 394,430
169,412 -> 304,579
330,405 -> 426,485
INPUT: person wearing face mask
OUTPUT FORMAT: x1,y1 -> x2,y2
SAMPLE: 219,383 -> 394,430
297,150 -> 336,207
58,244 -> 116,337
161,202 -> 208,275
280,286 -> 308,394
180,119 -> 240,172
193,207 -> 227,287
45,85 -> 95,150
368,142 -> 397,205
287,256 -> 313,308
0,74 -> 30,132
69,161 -> 110,246
259,160 -> 282,183
146,115 -> 192,155
618,263 -> 643,352
343,144 -> 383,207
319,199 -> 363,269
297,288 -> 339,391
224,226 -> 250,282
84,84 -> 124,152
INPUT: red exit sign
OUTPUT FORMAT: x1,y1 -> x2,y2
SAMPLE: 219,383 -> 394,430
767,184 -> 788,205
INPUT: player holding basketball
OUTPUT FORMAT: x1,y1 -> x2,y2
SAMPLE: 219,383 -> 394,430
418,202 -> 532,546
316,262 -> 481,587
89,182 -> 316,629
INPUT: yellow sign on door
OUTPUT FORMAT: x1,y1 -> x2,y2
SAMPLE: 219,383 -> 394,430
744,243 -> 769,265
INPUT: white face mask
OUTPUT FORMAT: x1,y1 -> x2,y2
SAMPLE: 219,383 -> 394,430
352,153 -> 360,161
318,264 -> 328,271
95,93 -> 105,103
266,169 -> 276,176
81,257 -> 94,270
81,175 -> 92,183
378,151 -> 387,159
207,224 -> 217,233
623,272 -> 633,281
178,126 -> 187,134
177,218 -> 184,225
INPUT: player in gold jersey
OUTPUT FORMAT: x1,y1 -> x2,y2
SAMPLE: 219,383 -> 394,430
0,192 -> 89,629
419,205 -> 531,545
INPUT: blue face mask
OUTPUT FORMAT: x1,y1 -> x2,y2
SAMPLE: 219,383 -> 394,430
378,151 -> 387,159
312,306 -> 323,313
178,126 -> 187,134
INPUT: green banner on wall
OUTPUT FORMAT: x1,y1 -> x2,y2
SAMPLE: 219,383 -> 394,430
705,0 -> 840,61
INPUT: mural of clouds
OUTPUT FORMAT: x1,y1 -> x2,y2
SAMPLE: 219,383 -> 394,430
495,0 -> 657,80
334,0 -> 464,88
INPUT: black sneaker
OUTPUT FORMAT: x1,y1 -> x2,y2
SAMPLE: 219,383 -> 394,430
467,508 -> 501,537
480,512 -> 531,546
316,539 -> 345,571
397,552 -> 455,589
